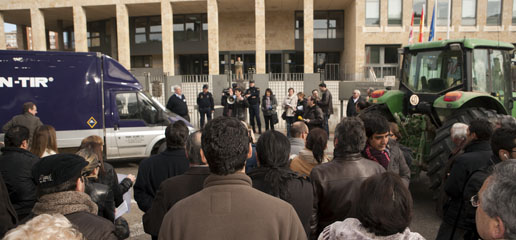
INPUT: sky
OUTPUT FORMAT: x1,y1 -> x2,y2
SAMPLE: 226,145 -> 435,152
4,23 -> 16,32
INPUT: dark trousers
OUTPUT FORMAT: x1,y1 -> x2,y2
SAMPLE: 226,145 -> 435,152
323,114 -> 330,136
199,108 -> 212,128
249,104 -> 261,130
286,116 -> 295,137
264,115 -> 274,131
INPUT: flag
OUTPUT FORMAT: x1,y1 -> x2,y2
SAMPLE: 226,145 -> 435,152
408,12 -> 415,44
418,5 -> 425,43
428,4 -> 436,41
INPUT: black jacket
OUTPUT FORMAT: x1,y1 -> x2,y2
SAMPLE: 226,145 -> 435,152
99,162 -> 133,208
318,90 -> 333,115
0,147 -> 39,220
143,166 -> 210,238
443,140 -> 493,229
197,92 -> 214,110
231,97 -> 249,121
295,98 -> 308,120
85,180 -> 115,222
245,87 -> 260,105
0,172 -> 17,238
134,148 -> 189,212
303,105 -> 324,130
166,94 -> 188,117
310,153 -> 385,237
346,96 -> 361,117
248,168 -> 313,238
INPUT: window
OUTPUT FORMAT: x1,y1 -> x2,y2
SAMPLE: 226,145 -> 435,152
185,15 -> 202,41
436,0 -> 451,26
314,11 -> 328,38
388,0 -> 402,25
131,55 -> 152,68
295,11 -> 343,39
116,92 -> 160,124
413,0 -> 427,25
486,0 -> 502,26
149,17 -> 161,42
87,32 -> 100,47
513,0 -> 516,25
462,0 -> 477,26
365,45 -> 401,78
134,18 -> 147,44
173,15 -> 185,41
202,14 -> 208,40
366,0 -> 380,26
295,12 -> 304,39
172,14 -> 207,41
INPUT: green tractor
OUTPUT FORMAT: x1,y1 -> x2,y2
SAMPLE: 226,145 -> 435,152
366,38 -> 516,193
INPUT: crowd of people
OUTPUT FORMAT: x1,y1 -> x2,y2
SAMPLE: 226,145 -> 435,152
2,97 -> 516,240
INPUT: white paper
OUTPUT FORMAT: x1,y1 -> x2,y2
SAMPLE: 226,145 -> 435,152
115,174 -> 132,219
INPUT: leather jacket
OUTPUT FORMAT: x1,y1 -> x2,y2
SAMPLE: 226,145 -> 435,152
85,180 -> 115,222
310,153 -> 385,237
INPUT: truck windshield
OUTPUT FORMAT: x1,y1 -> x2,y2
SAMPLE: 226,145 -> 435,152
402,49 -> 463,93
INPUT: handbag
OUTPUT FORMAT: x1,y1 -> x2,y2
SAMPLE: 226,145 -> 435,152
272,112 -> 279,124
281,111 -> 287,120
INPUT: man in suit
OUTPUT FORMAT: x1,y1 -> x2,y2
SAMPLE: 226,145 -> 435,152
346,89 -> 361,117
166,85 -> 190,122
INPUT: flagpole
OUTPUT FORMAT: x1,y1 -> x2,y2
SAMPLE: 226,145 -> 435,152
447,0 -> 451,39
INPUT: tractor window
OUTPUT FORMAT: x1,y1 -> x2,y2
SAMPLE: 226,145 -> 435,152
403,50 -> 462,93
472,49 -> 489,92
490,50 -> 505,97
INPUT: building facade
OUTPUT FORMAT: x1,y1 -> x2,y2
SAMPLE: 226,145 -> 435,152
1,0 -> 515,80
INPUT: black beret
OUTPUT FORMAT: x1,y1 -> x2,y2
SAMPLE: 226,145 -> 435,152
32,154 -> 88,188
249,80 -> 255,83
203,84 -> 208,89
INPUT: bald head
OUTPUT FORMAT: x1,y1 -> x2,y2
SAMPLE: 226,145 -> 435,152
290,121 -> 309,139
186,131 -> 203,165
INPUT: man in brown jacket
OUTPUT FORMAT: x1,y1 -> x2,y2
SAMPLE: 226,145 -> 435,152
311,117 -> 385,237
158,117 -> 306,240
2,102 -> 43,139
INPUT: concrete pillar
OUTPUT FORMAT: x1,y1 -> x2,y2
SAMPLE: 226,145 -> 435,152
0,13 -> 5,50
73,5 -> 88,52
57,20 -> 65,50
303,0 -> 313,73
30,8 -> 46,51
255,0 -> 266,74
116,4 -> 131,69
161,1 -> 175,76
16,25 -> 26,50
208,0 -> 219,75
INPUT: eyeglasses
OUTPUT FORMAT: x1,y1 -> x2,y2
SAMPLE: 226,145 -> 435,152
470,194 -> 479,208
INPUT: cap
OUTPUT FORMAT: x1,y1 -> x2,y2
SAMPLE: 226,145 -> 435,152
249,80 -> 255,83
32,154 -> 88,189
202,84 -> 208,89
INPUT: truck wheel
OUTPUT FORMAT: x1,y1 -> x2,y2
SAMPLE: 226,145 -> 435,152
426,107 -> 505,193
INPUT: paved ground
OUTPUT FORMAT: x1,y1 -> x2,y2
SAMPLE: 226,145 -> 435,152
111,134 -> 441,240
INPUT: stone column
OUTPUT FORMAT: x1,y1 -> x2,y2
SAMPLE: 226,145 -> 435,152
57,20 -> 65,50
161,1 -> 175,76
73,5 -> 88,52
116,4 -> 131,69
303,0 -> 313,73
30,8 -> 46,51
255,0 -> 266,74
208,0 -> 219,75
0,13 -> 5,50
16,25 -> 26,50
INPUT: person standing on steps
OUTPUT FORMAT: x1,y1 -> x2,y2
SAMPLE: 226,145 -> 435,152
245,80 -> 261,134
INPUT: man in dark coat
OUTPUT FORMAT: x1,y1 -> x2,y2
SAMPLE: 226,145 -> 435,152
134,120 -> 190,212
231,88 -> 249,121
197,84 -> 214,128
436,118 -> 494,240
30,154 -> 117,240
311,117 -> 385,237
166,85 -> 190,122
317,83 -> 333,135
0,125 -> 39,220
303,96 -> 324,131
158,117 -> 305,240
245,80 -> 261,134
0,172 -> 17,238
143,131 -> 209,240
2,102 -> 43,140
346,89 -> 361,117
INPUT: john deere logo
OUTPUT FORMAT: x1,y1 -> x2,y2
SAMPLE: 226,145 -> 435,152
87,117 -> 97,128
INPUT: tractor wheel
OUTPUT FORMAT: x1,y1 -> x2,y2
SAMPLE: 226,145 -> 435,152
426,107 -> 507,193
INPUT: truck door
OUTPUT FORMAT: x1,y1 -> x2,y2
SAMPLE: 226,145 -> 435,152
112,91 -> 165,158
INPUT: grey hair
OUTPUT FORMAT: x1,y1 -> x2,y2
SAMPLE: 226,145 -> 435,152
353,89 -> 361,95
450,123 -> 468,140
334,117 -> 366,156
481,159 -> 516,239
186,131 -> 203,165
173,85 -> 181,91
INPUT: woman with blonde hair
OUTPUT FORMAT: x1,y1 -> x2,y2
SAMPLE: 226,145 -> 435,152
30,125 -> 58,157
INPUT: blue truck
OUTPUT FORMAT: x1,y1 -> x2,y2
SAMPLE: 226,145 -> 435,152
0,50 -> 191,160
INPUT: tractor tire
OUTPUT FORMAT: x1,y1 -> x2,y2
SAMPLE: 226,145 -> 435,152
425,107 -> 508,193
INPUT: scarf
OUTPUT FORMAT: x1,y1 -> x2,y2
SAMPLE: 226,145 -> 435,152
32,191 -> 98,216
363,143 -> 390,169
